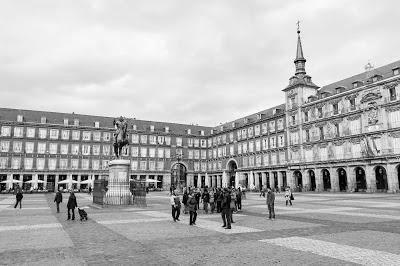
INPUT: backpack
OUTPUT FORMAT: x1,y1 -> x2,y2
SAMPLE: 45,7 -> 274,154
174,196 -> 180,206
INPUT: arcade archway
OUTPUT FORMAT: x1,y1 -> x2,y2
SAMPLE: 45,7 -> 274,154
355,167 -> 367,192
227,160 -> 238,188
375,165 -> 388,191
322,169 -> 331,191
337,168 -> 347,192
308,170 -> 316,191
293,170 -> 302,189
171,163 -> 187,191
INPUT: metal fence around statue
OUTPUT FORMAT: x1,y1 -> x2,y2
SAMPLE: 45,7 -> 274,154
93,179 -> 108,205
130,180 -> 147,207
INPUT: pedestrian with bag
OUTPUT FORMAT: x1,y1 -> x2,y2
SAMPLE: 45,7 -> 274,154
67,192 -> 78,221
266,187 -> 275,220
188,191 -> 197,225
285,187 -> 293,206
14,188 -> 23,209
236,187 -> 242,211
54,188 -> 63,213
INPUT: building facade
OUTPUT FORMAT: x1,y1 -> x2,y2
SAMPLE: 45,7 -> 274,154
1,29 -> 400,193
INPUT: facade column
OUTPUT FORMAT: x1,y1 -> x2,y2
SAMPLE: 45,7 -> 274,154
187,174 -> 194,188
219,175 -> 223,188
269,172 -> 275,189
77,174 -> 81,190
42,174 -> 47,190
387,164 -> 398,193
278,171 -> 284,191
6,174 -> 12,190
197,175 -> 201,188
261,172 -> 267,188
365,165 -> 376,192
55,174 -> 59,191
346,167 -> 356,192
330,167 -> 339,192
315,169 -> 323,192
302,170 -> 310,191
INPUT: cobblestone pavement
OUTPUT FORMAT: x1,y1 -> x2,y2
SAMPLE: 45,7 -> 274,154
1,191 -> 400,265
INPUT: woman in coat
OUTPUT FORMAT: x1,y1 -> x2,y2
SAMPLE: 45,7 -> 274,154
67,192 -> 78,220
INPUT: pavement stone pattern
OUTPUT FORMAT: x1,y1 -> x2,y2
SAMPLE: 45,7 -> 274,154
0,191 -> 400,265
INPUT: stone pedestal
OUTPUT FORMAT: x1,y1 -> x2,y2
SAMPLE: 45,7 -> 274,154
104,160 -> 132,205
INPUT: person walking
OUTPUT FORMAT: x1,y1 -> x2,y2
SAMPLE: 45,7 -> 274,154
202,188 -> 210,214
195,189 -> 201,210
188,192 -> 198,225
221,188 -> 232,229
67,192 -> 78,220
266,187 -> 275,220
285,187 -> 293,206
88,186 -> 92,195
54,189 -> 63,213
14,189 -> 23,209
182,189 -> 189,214
230,188 -> 236,223
216,188 -> 223,213
170,191 -> 181,222
236,187 -> 242,211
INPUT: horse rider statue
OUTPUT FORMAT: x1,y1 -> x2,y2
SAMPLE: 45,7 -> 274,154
113,116 -> 129,158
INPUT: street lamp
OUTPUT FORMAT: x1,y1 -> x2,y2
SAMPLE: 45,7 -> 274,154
174,152 -> 183,192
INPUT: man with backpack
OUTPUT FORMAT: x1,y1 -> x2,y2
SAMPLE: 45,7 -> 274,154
170,191 -> 181,222
54,188 -> 63,213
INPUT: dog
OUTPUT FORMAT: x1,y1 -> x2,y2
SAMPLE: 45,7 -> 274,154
78,208 -> 88,221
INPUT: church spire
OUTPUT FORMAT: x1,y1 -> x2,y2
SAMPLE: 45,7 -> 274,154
294,21 -> 306,76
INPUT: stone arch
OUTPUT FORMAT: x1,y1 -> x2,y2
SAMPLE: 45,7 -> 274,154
337,168 -> 347,192
170,162 -> 188,191
374,165 -> 388,191
396,165 -> 400,191
227,160 -> 238,188
226,158 -> 239,170
321,169 -> 331,191
354,166 -> 367,192
293,170 -> 302,189
308,169 -> 316,191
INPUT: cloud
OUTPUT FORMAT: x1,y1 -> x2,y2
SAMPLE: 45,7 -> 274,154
0,0 -> 399,125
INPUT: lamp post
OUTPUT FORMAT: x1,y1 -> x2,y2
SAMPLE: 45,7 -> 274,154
175,153 -> 183,192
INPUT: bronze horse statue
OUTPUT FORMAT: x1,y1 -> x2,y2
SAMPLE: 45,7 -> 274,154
113,116 -> 129,158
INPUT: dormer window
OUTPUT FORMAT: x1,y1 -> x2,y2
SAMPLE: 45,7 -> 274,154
352,81 -> 362,88
133,124 -> 137,131
17,115 -> 23,122
257,113 -> 263,120
210,129 -> 214,135
393,68 -> 399,76
41,117 -> 47,124
150,125 -> 155,132
273,108 -> 281,115
165,126 -> 169,133
94,121 -> 100,128
187,128 -> 191,134
73,119 -> 79,126
200,130 -> 205,136
243,118 -> 249,124
220,125 -> 223,131
335,87 -> 345,94
231,122 -> 236,128
63,118 -> 69,126
371,75 -> 382,83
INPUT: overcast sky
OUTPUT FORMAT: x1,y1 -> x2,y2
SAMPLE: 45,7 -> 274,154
0,0 -> 399,126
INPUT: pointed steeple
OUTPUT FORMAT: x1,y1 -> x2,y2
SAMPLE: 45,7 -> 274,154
294,22 -> 306,76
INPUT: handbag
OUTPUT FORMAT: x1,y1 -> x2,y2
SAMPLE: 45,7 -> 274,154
229,200 -> 236,209
290,194 -> 294,200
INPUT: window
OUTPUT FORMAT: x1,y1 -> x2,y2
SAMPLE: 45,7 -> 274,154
94,121 -> 100,128
103,132 -> 111,141
25,142 -> 34,153
74,119 -> 79,126
71,159 -> 79,169
0,157 -> 8,169
61,130 -> 70,140
278,135 -> 284,147
0,141 -> 10,152
71,144 -> 79,155
270,137 -> 276,148
63,118 -> 69,126
255,140 -> 261,151
188,150 -> 193,159
140,135 -> 147,144
140,147 -> 147,157
82,159 -> 89,170
36,158 -> 45,170
39,128 -> 47,139
393,68 -> 400,76
318,107 -> 323,118
176,137 -> 182,146
93,132 -> 101,141
350,99 -> 356,110
149,148 -> 156,158
140,161 -> 147,170
201,150 -> 206,159
165,126 -> 169,133
165,148 -> 170,158
158,136 -> 165,145
291,115 -> 296,125
304,111 -> 308,122
92,160 -> 100,170
49,158 -> 57,170
188,138 -> 193,147
261,123 -> 268,134
131,161 -> 138,170
305,130 -> 310,142
131,147 -> 139,157
157,148 -> 164,158
41,117 -> 46,124
194,150 -> 200,159
24,158 -> 33,170
350,120 -> 361,135
38,143 -> 46,154
1,126 -> 11,136
103,145 -> 110,155
102,160 -> 109,170
13,141 -> 22,153
49,143 -> 58,154
165,136 -> 171,145
333,103 -> 339,115
72,130 -> 80,140
131,134 -> 139,144
262,138 -> 268,150
277,119 -> 284,130
248,127 -> 253,138
27,128 -> 35,138
50,129 -> 59,139
82,131 -> 91,141
335,124 -> 340,137
242,142 -> 248,153
132,124 -> 137,131
12,158 -> 21,169
248,141 -> 254,153
92,145 -> 100,155
61,144 -> 68,154
201,139 -> 207,147
17,115 -> 23,122
82,145 -> 90,155
14,127 -> 23,138
241,129 -> 247,139
269,121 -> 275,133
390,87 -> 397,101
194,139 -> 200,147
319,127 -> 324,140
149,161 -> 155,170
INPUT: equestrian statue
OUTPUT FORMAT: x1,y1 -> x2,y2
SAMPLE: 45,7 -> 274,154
113,116 -> 129,158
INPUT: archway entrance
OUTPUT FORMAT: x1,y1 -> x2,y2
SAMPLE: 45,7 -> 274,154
258,173 -> 262,190
293,170 -> 302,190
227,160 -> 237,188
308,170 -> 316,191
171,163 -> 187,191
355,167 -> 367,192
322,169 -> 331,191
337,168 -> 347,192
375,166 -> 388,191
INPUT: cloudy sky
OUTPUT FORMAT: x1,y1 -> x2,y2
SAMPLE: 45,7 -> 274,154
0,0 -> 398,126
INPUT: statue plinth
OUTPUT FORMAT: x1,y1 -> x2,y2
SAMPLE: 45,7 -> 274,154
104,159 -> 133,205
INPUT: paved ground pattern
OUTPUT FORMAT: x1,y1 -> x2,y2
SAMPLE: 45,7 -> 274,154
1,191 -> 400,265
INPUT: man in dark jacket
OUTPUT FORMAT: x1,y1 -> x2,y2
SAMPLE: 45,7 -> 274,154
188,192 -> 198,225
182,190 -> 189,214
221,188 -> 232,229
54,189 -> 63,213
67,192 -> 78,220
236,187 -> 242,211
14,189 -> 23,209
216,188 -> 223,213
202,188 -> 210,214
195,190 -> 201,210
266,187 -> 275,220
